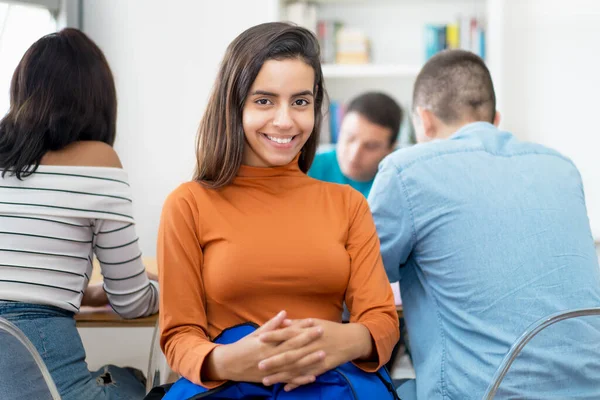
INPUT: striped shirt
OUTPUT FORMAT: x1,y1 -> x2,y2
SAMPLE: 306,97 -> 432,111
0,166 -> 159,318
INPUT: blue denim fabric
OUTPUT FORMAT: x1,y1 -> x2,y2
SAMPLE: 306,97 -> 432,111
369,122 -> 600,399
0,301 -> 146,400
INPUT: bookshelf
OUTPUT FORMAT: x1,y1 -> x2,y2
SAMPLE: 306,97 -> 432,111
322,64 -> 421,79
277,0 -> 491,144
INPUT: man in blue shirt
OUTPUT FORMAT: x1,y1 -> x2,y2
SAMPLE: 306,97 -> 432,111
309,92 -> 403,198
369,50 -> 600,399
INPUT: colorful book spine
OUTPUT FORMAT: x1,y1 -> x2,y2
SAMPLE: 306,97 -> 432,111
328,101 -> 345,144
446,23 -> 460,49
317,20 -> 343,64
424,24 -> 447,60
424,17 -> 486,61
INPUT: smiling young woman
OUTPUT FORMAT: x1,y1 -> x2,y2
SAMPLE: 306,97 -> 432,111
156,22 -> 399,399
193,23 -> 324,189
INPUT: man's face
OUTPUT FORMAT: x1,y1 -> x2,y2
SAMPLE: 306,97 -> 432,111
336,112 -> 394,182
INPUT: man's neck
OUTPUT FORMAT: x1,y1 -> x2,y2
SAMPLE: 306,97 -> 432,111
437,119 -> 481,140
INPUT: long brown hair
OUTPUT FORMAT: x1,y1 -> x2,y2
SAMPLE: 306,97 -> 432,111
194,22 -> 325,189
0,28 -> 117,179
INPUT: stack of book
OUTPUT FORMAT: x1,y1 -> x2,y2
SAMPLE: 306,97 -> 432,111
336,28 -> 369,64
317,22 -> 371,65
285,1 -> 370,65
425,16 -> 486,60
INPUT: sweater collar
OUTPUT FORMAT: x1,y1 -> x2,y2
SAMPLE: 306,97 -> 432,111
237,153 -> 304,178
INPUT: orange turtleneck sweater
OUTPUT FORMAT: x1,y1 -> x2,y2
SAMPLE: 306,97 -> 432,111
157,157 -> 399,387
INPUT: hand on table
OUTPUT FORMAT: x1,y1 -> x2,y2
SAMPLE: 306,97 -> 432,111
81,282 -> 109,307
146,270 -> 158,281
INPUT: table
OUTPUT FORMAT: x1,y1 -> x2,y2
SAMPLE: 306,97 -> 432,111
396,305 -> 403,319
76,307 -> 158,328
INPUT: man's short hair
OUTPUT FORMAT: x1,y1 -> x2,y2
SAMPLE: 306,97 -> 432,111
413,50 -> 496,124
346,92 -> 403,147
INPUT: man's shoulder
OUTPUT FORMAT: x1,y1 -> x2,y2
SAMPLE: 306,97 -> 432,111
384,129 -> 577,174
510,139 -> 575,166
383,139 -> 471,173
312,148 -> 338,165
309,148 -> 340,178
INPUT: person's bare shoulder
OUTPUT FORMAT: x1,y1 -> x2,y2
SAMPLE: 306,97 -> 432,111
40,141 -> 123,168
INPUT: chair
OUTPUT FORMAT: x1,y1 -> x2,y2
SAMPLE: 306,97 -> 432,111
482,307 -> 600,400
146,319 -> 177,394
0,317 -> 62,400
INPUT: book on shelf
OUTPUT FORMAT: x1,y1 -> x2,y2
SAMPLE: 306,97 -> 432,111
316,21 -> 370,65
328,100 -> 345,144
446,23 -> 460,49
317,20 -> 343,64
317,100 -> 344,144
425,16 -> 486,61
284,1 -> 371,65
336,28 -> 370,64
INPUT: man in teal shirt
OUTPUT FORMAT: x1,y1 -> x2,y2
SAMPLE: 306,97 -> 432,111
308,92 -> 403,197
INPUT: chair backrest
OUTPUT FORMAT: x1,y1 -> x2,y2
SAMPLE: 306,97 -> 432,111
0,317 -> 62,400
482,307 -> 600,399
146,319 -> 177,393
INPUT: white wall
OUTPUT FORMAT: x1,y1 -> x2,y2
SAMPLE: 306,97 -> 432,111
0,3 -> 57,114
490,0 -> 600,240
79,327 -> 153,372
82,0 -> 279,257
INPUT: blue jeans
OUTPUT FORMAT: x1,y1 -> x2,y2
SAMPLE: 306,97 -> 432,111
396,379 -> 416,400
0,301 -> 146,400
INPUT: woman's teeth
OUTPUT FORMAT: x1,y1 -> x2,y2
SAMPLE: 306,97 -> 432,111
266,135 -> 293,144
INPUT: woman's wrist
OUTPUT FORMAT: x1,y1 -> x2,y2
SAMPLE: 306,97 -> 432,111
347,323 -> 374,361
202,344 -> 233,382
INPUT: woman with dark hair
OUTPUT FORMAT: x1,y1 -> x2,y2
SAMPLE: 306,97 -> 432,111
157,22 -> 399,398
0,28 -> 158,399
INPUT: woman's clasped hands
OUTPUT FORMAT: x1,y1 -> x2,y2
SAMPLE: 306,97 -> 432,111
207,310 -> 373,392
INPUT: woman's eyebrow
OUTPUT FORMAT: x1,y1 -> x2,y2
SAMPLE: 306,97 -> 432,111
292,90 -> 314,97
250,90 -> 314,97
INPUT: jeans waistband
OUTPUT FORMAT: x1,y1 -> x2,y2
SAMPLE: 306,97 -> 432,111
0,301 -> 74,319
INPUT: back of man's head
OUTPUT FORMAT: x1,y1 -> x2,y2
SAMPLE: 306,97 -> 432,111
413,50 -> 496,125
